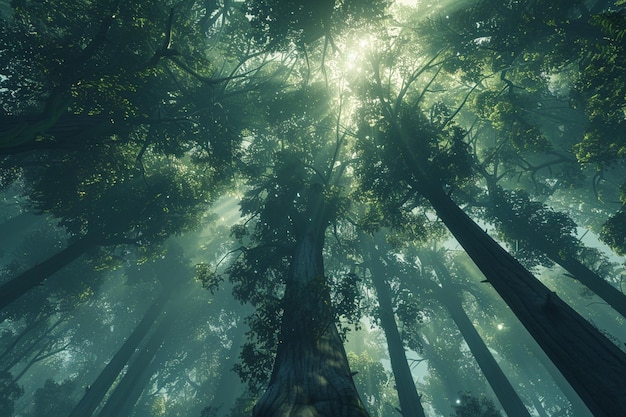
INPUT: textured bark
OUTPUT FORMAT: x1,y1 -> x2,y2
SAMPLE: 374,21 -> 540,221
0,234 -> 98,310
68,296 -> 164,417
366,239 -> 426,417
253,202 -> 368,417
417,179 -> 626,417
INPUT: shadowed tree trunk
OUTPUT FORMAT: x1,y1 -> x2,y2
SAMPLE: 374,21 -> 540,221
0,234 -> 100,310
365,237 -> 426,417
504,321 -> 593,417
68,295 -> 165,417
213,323 -> 248,417
95,307 -> 174,417
414,177 -> 626,417
0,316 -> 65,373
253,186 -> 369,417
415,331 -> 464,415
426,255 -> 532,417
483,179 -> 626,318
546,250 -> 626,317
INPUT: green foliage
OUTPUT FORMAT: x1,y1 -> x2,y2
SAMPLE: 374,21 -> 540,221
451,392 -> 502,417
0,371 -> 23,417
572,11 -> 626,166
600,209 -> 626,255
470,91 -> 550,152
195,263 -> 223,294
347,351 -> 394,417
484,187 -> 580,268
30,379 -> 77,417
243,0 -> 389,50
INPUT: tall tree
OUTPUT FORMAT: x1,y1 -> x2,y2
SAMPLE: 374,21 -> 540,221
353,52 -> 626,415
362,234 -> 426,417
421,250 -> 532,417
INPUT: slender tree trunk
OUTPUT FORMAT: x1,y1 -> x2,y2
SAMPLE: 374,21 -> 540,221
445,298 -> 531,417
506,323 -> 592,417
95,309 -> 173,417
549,252 -> 626,317
428,256 -> 532,417
416,179 -> 626,417
366,238 -> 426,417
253,188 -> 369,417
213,323 -> 247,417
1,316 -> 66,373
485,182 -> 626,317
0,234 -> 99,310
415,332 -> 463,415
68,296 -> 165,417
0,315 -> 46,366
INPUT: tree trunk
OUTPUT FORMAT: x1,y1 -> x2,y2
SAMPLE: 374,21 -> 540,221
95,309 -> 173,417
428,256 -> 532,417
1,316 -> 65,373
549,252 -> 626,318
213,323 -> 248,417
415,331 -> 463,416
446,300 -> 531,417
366,238 -> 426,417
417,179 -> 626,417
506,323 -> 592,417
0,234 -> 98,310
68,296 -> 165,417
253,193 -> 369,417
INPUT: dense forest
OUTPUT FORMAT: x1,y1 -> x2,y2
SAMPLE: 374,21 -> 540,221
1,0 -> 625,416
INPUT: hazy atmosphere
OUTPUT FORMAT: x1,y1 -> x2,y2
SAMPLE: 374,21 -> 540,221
1,1 -> 625,416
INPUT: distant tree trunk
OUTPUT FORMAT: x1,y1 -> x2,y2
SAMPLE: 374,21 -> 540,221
68,296 -> 165,417
0,316 -> 65,373
483,181 -> 626,318
95,309 -> 174,417
427,255 -> 532,417
416,178 -> 626,417
0,234 -> 99,310
253,188 -> 369,417
528,393 -> 550,417
505,323 -> 592,417
547,251 -> 626,318
445,300 -> 531,417
213,323 -> 247,417
415,332 -> 463,415
365,238 -> 426,417
0,315 -> 47,367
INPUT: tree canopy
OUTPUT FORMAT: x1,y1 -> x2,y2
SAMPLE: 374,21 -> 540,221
1,1 -> 625,417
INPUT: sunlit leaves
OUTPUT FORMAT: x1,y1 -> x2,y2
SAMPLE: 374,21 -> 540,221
243,0 -> 389,50
195,263 -> 223,294
600,209 -> 626,256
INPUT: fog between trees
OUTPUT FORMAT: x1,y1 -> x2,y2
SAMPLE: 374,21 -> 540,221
1,1 -> 625,417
